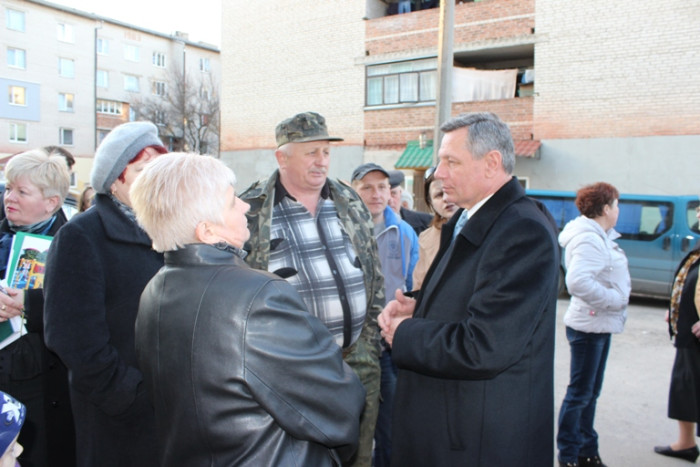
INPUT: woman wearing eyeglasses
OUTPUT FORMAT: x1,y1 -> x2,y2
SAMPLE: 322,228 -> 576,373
411,167 -> 459,290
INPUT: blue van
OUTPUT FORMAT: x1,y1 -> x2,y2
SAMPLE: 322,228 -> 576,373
527,190 -> 700,298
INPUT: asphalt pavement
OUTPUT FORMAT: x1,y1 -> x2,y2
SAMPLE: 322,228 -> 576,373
553,296 -> 694,466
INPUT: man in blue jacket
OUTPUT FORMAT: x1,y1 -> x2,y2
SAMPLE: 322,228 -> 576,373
351,162 -> 418,467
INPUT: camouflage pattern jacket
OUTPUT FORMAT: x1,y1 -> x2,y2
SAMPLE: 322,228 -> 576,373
242,170 -> 384,331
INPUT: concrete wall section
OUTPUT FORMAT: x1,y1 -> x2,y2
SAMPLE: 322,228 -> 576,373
515,135 -> 700,195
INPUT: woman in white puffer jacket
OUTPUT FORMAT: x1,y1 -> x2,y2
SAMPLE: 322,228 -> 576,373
556,182 -> 631,467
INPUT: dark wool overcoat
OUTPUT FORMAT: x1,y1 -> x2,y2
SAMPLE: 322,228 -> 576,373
390,178 -> 560,467
44,194 -> 163,467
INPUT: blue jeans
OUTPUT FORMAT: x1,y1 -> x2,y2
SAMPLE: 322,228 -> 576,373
398,0 -> 411,13
373,348 -> 397,467
557,327 -> 611,462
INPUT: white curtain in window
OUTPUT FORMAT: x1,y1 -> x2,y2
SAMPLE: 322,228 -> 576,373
400,73 -> 418,102
452,68 -> 517,102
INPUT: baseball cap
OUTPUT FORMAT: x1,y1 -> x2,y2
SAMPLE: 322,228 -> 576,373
275,112 -> 344,148
0,391 -> 25,455
388,170 -> 405,189
351,163 -> 389,182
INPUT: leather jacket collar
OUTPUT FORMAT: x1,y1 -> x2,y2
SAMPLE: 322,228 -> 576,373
165,243 -> 247,267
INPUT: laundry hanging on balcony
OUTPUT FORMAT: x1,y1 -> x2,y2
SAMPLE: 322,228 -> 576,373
452,68 -> 518,102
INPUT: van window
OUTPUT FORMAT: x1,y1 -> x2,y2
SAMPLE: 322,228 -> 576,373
688,201 -> 700,233
616,201 -> 672,241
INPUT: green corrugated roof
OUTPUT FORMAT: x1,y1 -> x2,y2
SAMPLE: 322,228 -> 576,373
395,140 -> 434,169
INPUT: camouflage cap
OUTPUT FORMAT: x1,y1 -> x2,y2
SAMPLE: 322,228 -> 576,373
275,112 -> 344,148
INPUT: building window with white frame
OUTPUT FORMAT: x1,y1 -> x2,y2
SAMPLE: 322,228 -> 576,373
199,57 -> 210,73
366,58 -> 437,107
7,47 -> 26,69
96,38 -> 109,55
96,99 -> 123,115
96,69 -> 109,88
57,23 -> 74,42
59,93 -> 74,112
59,58 -> 75,78
6,8 -> 25,32
59,128 -> 74,145
124,74 -> 140,92
152,52 -> 166,68
9,86 -> 26,106
9,123 -> 27,143
152,81 -> 166,96
124,45 -> 140,62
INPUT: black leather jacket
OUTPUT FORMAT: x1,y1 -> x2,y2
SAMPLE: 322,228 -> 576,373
135,243 -> 366,466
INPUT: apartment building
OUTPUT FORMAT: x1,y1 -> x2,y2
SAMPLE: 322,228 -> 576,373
1,0 -> 220,187
220,0 -> 700,201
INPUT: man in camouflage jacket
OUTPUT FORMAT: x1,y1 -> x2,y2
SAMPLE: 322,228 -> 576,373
241,112 -> 383,467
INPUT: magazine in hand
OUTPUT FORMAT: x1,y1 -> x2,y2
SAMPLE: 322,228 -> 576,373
0,232 -> 53,349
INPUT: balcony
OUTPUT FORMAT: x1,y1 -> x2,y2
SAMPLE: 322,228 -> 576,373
363,0 -> 537,157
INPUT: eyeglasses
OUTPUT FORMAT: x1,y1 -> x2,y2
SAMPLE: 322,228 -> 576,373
424,166 -> 437,180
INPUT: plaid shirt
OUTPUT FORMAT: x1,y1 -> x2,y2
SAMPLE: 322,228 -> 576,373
268,197 -> 367,347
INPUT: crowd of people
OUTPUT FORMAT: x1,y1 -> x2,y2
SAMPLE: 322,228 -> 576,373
0,110 -> 695,467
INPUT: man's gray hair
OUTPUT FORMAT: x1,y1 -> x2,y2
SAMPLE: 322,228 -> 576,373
440,112 -> 516,174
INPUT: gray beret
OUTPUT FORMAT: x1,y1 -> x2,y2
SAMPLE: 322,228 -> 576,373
90,121 -> 163,194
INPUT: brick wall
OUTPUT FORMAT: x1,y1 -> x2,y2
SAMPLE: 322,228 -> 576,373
365,97 -> 533,148
535,0 -> 700,139
220,1 -> 367,151
365,0 -> 534,56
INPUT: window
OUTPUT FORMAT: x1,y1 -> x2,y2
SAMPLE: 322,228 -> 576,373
200,88 -> 210,100
59,128 -> 73,145
8,86 -> 25,105
124,45 -> 140,62
96,38 -> 109,55
9,123 -> 27,143
57,23 -> 74,42
366,58 -> 437,106
152,52 -> 166,68
96,69 -> 109,88
6,9 -> 25,32
199,57 -> 210,72
7,47 -> 26,69
152,81 -> 166,96
97,129 -> 110,145
124,74 -> 139,92
59,58 -> 75,78
154,110 -> 165,125
59,93 -> 74,112
96,99 -> 123,115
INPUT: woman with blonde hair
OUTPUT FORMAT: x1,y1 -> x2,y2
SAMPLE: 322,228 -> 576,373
0,148 -> 75,466
131,153 -> 365,466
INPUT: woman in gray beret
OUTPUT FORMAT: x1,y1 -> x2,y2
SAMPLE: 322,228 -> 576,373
43,121 -> 167,467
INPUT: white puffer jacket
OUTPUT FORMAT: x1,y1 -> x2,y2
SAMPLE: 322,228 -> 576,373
559,215 -> 631,334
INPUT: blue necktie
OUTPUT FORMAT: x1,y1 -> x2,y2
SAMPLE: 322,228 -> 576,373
452,210 -> 469,242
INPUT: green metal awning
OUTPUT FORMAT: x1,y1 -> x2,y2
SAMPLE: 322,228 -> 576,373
395,140 -> 434,169
394,139 -> 541,170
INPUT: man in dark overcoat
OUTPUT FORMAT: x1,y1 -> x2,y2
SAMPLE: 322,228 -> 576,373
379,112 -> 559,466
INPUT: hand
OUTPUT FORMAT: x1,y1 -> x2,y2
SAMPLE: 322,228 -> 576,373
692,321 -> 700,339
378,289 -> 416,347
0,287 -> 24,321
664,309 -> 669,323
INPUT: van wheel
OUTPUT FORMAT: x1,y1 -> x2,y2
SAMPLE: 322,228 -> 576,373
557,267 -> 568,298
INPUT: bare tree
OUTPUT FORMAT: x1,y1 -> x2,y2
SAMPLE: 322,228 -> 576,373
130,64 -> 220,155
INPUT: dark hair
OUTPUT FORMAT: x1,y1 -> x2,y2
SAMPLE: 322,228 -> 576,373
43,145 -> 75,169
423,169 -> 448,228
575,182 -> 619,218
116,145 -> 167,183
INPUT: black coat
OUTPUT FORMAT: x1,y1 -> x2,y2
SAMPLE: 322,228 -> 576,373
391,178 -> 559,466
400,207 -> 432,235
44,194 -> 163,467
136,243 -> 366,466
0,210 -> 75,467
